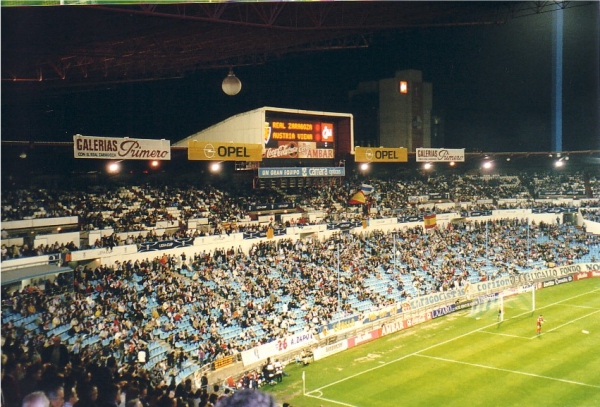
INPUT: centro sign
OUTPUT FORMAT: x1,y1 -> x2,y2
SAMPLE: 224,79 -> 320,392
188,141 -> 263,162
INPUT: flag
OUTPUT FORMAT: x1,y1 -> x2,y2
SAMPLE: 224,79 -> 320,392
348,190 -> 366,205
360,183 -> 374,195
424,213 -> 437,229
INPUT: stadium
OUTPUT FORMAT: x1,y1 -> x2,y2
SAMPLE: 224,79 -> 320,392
2,2 -> 600,407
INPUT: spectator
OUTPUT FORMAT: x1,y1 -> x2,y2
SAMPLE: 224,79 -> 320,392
44,385 -> 64,407
2,359 -> 24,407
215,389 -> 277,407
21,392 -> 49,407
41,337 -> 70,369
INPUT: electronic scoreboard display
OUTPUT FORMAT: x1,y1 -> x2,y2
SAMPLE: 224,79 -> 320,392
263,118 -> 335,159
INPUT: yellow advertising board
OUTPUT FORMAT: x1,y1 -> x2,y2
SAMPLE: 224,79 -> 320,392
354,147 -> 408,163
188,141 -> 263,162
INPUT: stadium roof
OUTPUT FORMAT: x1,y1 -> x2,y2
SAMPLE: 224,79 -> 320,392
173,106 -> 353,147
2,2 -> 588,90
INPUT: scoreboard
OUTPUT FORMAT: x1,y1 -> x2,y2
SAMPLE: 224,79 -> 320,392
263,118 -> 335,160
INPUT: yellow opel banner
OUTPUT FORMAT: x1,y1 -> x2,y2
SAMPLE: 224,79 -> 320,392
188,141 -> 263,162
355,147 -> 408,163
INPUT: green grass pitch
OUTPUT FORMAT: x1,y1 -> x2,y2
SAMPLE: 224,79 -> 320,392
265,279 -> 600,407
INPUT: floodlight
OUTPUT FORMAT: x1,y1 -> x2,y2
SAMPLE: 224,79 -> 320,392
222,68 -> 242,96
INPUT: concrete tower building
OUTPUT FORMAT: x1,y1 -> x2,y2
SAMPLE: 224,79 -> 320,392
350,69 -> 432,152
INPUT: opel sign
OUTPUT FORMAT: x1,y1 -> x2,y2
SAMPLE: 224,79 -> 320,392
189,141 -> 263,162
355,146 -> 408,163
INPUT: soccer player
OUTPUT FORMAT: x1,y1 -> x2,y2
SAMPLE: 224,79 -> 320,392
536,314 -> 544,335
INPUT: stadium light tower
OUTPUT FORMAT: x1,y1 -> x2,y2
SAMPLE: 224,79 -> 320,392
393,231 -> 397,273
485,220 -> 489,268
337,239 -> 341,314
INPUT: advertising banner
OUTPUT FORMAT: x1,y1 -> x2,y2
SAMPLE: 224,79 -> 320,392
241,331 -> 317,366
257,167 -> 345,178
470,276 -> 512,295
288,224 -> 328,234
188,141 -> 263,161
313,340 -> 348,361
431,304 -> 456,319
320,315 -> 360,335
263,142 -> 334,159
325,220 -> 362,231
508,263 -> 598,285
463,210 -> 493,217
538,275 -> 573,288
573,269 -> 600,280
354,147 -> 408,163
404,287 -> 467,310
404,312 -> 432,328
73,135 -> 171,160
247,203 -> 296,212
531,207 -> 578,214
361,304 -> 398,325
416,148 -> 465,162
243,229 -> 285,239
347,328 -> 382,348
138,237 -> 194,252
381,319 -> 410,336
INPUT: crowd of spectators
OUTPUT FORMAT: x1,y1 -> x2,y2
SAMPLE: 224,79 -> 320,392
2,169 -> 600,406
3,215 -> 600,406
3,170 -> 600,264
3,169 -> 599,225
581,208 -> 600,223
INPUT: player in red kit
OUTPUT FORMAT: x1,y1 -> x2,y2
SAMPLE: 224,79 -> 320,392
536,314 -> 544,335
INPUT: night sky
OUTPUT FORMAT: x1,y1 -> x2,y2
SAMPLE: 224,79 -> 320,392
2,3 -> 599,154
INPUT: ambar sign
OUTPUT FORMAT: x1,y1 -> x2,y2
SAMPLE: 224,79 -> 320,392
188,141 -> 263,162
355,147 -> 408,163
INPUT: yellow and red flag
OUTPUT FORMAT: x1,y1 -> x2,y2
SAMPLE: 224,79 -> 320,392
348,190 -> 366,205
424,213 -> 437,229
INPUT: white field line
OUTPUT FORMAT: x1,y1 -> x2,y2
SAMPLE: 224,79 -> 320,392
305,395 -> 359,407
536,308 -> 600,338
480,304 -> 600,339
305,287 -> 600,402
557,303 -> 600,310
477,331 -> 532,339
414,354 -> 600,389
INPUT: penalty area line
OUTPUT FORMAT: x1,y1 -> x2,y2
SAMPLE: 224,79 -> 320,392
477,331 -> 532,340
306,287 -> 600,395
535,308 -> 600,338
415,354 -> 600,389
304,392 -> 359,407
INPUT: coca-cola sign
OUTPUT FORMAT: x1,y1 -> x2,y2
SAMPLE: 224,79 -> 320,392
263,142 -> 299,158
263,142 -> 335,159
